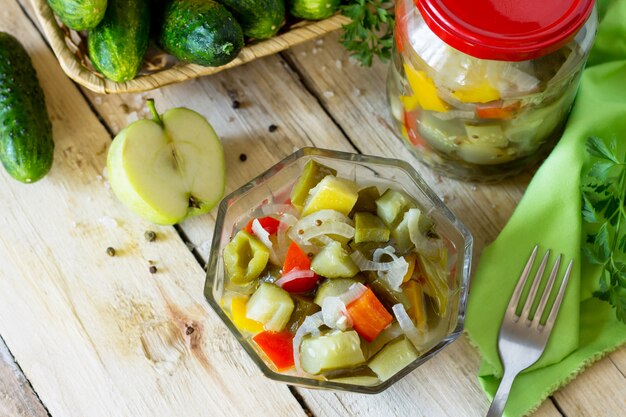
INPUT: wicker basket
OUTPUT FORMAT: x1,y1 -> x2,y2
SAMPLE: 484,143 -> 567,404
30,0 -> 350,94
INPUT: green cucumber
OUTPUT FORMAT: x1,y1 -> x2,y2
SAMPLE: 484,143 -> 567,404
368,337 -> 418,381
288,0 -> 339,20
160,0 -> 244,67
313,278 -> 358,306
47,0 -> 107,30
0,32 -> 54,183
218,0 -> 285,39
311,241 -> 359,279
246,283 -> 294,331
87,0 -> 150,82
300,330 -> 365,374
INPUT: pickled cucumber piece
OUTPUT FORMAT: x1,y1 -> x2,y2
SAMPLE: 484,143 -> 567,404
390,212 -> 413,254
369,278 -> 410,311
246,283 -> 294,331
302,175 -> 359,217
375,189 -> 414,228
291,160 -> 337,210
311,241 -> 359,278
354,212 -> 389,243
313,278 -> 358,306
456,141 -> 515,165
300,330 -> 365,374
417,254 -> 449,317
464,123 -> 508,147
223,230 -> 270,285
363,322 -> 402,359
402,280 -> 428,333
352,186 -> 380,214
287,295 -> 321,333
368,337 -> 418,381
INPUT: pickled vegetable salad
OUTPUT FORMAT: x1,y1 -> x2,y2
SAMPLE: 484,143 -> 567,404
221,160 -> 452,385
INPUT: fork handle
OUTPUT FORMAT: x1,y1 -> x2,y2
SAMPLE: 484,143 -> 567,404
485,368 -> 521,417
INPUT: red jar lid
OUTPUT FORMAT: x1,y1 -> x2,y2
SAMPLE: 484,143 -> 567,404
416,0 -> 595,61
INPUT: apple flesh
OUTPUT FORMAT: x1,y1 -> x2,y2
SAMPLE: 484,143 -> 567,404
107,101 -> 225,225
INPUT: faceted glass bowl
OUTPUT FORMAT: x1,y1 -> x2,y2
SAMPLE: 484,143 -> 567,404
204,148 -> 473,393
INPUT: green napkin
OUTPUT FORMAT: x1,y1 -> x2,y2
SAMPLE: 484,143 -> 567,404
465,1 -> 626,416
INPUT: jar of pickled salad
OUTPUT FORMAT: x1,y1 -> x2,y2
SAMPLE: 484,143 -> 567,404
387,0 -> 597,181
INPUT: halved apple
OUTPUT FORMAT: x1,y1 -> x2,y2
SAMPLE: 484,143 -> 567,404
107,100 -> 225,225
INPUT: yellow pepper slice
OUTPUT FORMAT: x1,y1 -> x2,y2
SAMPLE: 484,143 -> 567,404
400,94 -> 421,112
403,63 -> 449,112
402,280 -> 428,333
452,81 -> 501,103
231,296 -> 264,334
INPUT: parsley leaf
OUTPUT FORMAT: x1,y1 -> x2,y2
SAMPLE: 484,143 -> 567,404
582,136 -> 626,323
340,0 -> 395,67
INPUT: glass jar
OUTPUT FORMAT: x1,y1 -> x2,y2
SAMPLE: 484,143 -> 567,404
387,0 -> 597,181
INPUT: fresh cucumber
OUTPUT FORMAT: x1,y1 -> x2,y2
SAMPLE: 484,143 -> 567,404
218,0 -> 285,39
288,0 -> 339,20
0,32 -> 54,183
160,0 -> 244,67
47,0 -> 107,30
87,0 -> 150,82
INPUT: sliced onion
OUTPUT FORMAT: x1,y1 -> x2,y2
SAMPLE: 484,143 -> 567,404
293,311 -> 324,375
322,297 -> 352,331
252,218 -> 282,265
392,304 -> 426,351
275,219 -> 292,265
299,222 -> 355,244
294,209 -> 354,232
340,282 -> 367,305
350,250 -> 407,271
261,204 -> 299,218
432,109 -> 475,121
373,247 -> 408,291
279,213 -> 298,227
251,219 -> 272,248
320,282 -> 367,331
274,268 -> 315,288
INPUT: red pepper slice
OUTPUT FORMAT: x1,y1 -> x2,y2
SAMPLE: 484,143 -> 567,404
283,242 -> 311,272
403,110 -> 427,148
253,331 -> 295,370
244,216 -> 281,235
280,242 -> 318,292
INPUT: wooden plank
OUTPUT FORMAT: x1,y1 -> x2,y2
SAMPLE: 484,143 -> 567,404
0,3 -> 308,417
0,337 -> 49,417
552,356 -> 626,416
609,348 -> 626,376
284,32 -> 626,416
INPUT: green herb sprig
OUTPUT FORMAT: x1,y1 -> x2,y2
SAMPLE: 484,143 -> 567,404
340,0 -> 395,67
581,136 -> 626,323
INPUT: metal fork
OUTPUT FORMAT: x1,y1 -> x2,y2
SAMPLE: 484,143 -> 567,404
486,245 -> 574,417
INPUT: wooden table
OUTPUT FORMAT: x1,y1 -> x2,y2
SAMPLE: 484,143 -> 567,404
1,2 -> 624,416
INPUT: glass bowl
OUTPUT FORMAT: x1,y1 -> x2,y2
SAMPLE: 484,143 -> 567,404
204,148 -> 473,393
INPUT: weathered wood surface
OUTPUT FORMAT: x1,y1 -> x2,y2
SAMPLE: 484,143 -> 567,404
2,1 -> 625,417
